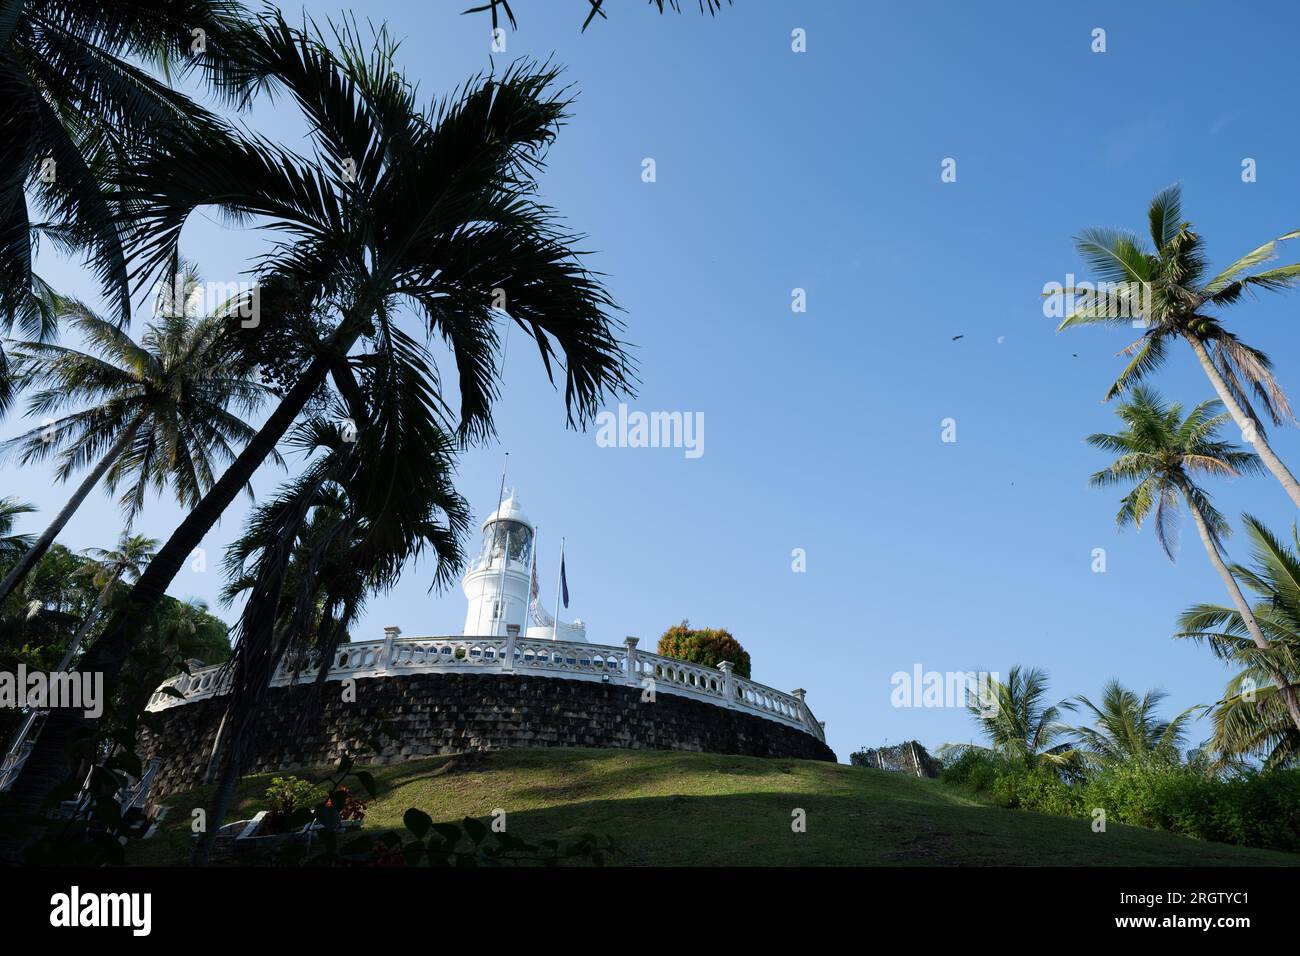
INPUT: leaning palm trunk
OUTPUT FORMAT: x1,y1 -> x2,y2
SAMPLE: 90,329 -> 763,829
0,415 -> 145,607
0,348 -> 337,862
193,717 -> 255,866
1180,479 -> 1300,732
1183,332 -> 1300,510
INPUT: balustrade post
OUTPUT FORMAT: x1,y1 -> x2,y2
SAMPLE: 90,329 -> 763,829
791,688 -> 813,732
623,636 -> 639,687
503,627 -> 517,672
382,625 -> 401,670
717,660 -> 736,706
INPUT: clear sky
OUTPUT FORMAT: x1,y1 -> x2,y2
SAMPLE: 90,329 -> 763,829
16,0 -> 1300,760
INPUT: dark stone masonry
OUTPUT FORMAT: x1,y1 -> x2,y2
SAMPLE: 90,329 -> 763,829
139,672 -> 837,797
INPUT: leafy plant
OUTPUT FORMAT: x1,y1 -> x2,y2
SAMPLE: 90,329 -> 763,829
657,621 -> 751,678
326,786 -> 367,823
265,776 -> 324,816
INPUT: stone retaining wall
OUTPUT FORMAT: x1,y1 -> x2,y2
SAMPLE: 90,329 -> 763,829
140,672 -> 836,796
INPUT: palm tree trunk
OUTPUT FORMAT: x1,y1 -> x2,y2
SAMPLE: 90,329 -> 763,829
0,415 -> 145,607
193,711 -> 255,865
1180,480 -> 1300,732
0,348 -> 337,862
1184,332 -> 1300,509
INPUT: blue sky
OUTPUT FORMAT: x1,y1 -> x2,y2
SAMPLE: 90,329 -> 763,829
15,0 -> 1300,760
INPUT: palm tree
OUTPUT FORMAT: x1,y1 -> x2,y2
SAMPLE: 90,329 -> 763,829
70,533 -> 158,656
0,1 -> 255,408
967,665 -> 1074,767
1087,387 -> 1300,733
1065,680 -> 1195,768
1057,184 -> 1300,508
0,497 -> 35,565
195,403 -> 471,862
1177,515 -> 1300,766
0,16 -> 634,850
148,597 -> 230,667
0,281 -> 271,606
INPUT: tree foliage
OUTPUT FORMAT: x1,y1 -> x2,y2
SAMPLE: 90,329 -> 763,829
657,620 -> 750,678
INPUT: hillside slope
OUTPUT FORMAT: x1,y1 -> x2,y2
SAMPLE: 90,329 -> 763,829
134,749 -> 1298,866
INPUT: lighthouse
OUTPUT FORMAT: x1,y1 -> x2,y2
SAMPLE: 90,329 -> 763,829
461,488 -> 587,642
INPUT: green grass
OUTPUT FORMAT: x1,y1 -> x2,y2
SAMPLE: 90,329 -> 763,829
130,748 -> 1300,866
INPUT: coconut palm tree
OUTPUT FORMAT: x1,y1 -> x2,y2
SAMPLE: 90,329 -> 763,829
69,533 -> 159,659
1088,387 -> 1300,733
0,16 -> 634,853
0,1 -> 256,409
1057,184 -> 1300,509
1065,680 -> 1195,768
967,665 -> 1074,767
1177,514 -> 1300,767
0,281 -> 272,607
0,497 -> 35,565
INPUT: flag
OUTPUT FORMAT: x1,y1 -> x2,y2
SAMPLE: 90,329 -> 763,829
560,554 -> 569,608
530,558 -> 540,600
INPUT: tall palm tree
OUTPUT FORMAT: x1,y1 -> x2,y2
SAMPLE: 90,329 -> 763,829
1058,184 -> 1300,508
967,665 -> 1074,767
0,1 -> 255,409
1087,387 -> 1300,733
1065,680 -> 1195,769
1177,514 -> 1300,767
0,281 -> 272,606
0,497 -> 35,564
0,15 -> 634,851
195,401 -> 471,862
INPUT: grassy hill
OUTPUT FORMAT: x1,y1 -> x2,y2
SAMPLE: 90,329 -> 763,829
131,749 -> 1299,866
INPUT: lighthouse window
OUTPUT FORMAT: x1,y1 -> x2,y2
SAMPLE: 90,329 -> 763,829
478,519 -> 533,568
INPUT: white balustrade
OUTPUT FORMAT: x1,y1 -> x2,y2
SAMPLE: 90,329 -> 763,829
146,635 -> 825,742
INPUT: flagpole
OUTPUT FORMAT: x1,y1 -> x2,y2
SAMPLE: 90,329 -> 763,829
551,536 -> 565,642
524,524 -> 539,638
474,453 -> 508,637
493,489 -> 513,637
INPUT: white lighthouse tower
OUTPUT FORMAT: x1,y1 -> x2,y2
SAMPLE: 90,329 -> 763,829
461,488 -> 586,642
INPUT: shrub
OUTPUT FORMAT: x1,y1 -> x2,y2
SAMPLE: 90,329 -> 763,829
265,776 -> 325,817
657,621 -> 751,678
942,751 -> 1300,854
939,747 -> 1011,793
1082,764 -> 1300,853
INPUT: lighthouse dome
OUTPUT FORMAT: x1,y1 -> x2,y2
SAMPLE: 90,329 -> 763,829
482,488 -> 532,531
